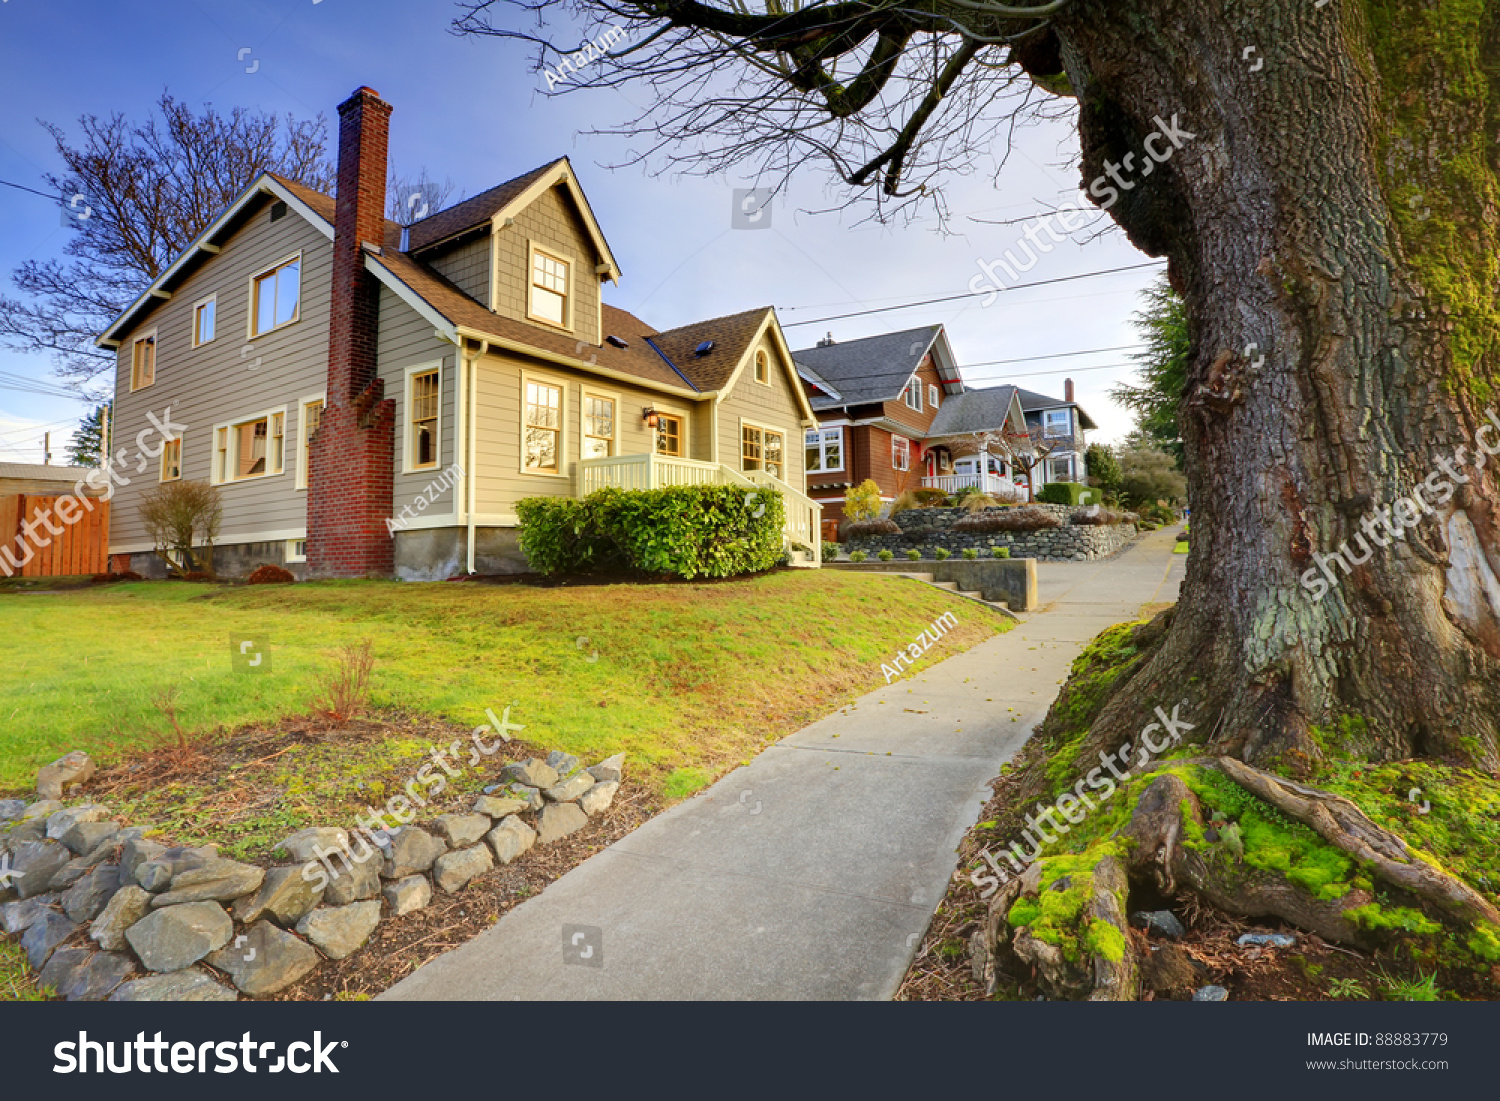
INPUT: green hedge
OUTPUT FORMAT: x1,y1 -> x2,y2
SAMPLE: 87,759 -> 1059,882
1037,481 -> 1099,506
516,485 -> 786,579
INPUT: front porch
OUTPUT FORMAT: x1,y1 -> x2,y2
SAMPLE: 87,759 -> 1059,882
920,471 -> 1028,503
578,453 -> 822,567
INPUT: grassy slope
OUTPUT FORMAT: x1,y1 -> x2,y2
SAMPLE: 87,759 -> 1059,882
0,571 -> 1006,792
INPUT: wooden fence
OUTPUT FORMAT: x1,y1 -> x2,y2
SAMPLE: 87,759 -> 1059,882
0,493 -> 110,578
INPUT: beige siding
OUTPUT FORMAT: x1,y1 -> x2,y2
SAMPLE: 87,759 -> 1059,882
716,335 -> 809,492
425,234 -> 490,305
378,287 -> 458,519
108,198 -> 332,551
491,187 -> 603,347
469,350 -> 707,516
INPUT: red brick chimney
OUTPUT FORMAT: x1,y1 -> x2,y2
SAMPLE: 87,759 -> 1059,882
307,87 -> 396,578
1064,377 -> 1075,403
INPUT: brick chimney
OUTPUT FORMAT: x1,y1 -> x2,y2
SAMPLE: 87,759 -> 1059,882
307,87 -> 396,578
1064,377 -> 1075,403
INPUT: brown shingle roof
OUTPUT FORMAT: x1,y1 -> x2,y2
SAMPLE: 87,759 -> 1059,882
404,160 -> 564,252
649,307 -> 773,392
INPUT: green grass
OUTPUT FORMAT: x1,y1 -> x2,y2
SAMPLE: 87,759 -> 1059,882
0,943 -> 50,1001
0,572 -> 1007,794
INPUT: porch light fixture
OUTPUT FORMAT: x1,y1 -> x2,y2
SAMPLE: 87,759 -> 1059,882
643,406 -> 659,427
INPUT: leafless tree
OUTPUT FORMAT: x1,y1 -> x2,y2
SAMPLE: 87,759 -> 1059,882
139,479 -> 223,579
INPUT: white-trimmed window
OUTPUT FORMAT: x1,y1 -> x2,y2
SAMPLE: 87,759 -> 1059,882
902,377 -> 922,412
212,408 -> 285,484
582,393 -> 616,459
654,413 -> 684,457
892,436 -> 911,471
805,427 -> 843,473
407,367 -> 440,470
1048,455 -> 1075,483
529,247 -> 570,328
296,396 -> 324,490
1044,409 -> 1071,437
285,539 -> 307,564
742,424 -> 785,479
250,254 -> 301,337
523,377 -> 564,473
754,350 -> 770,384
928,384 -> 939,408
130,332 -> 156,391
193,296 -> 217,347
160,437 -> 182,482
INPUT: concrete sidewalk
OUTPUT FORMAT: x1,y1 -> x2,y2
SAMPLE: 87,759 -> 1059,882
382,526 -> 1185,1001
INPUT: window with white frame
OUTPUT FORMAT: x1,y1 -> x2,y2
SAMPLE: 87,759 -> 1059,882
529,248 -> 570,327
214,410 -> 285,483
409,368 -> 440,469
130,333 -> 156,391
524,379 -> 563,472
582,394 -> 615,459
160,437 -> 182,482
193,296 -> 216,347
902,377 -> 922,411
928,384 -> 939,408
285,539 -> 307,564
1044,408 -> 1071,437
892,436 -> 911,471
297,397 -> 324,489
1048,455 -> 1075,483
250,255 -> 301,337
805,427 -> 843,472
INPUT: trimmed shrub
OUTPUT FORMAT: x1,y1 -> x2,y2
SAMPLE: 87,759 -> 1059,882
877,549 -> 894,561
1070,506 -> 1130,526
934,547 -> 951,560
847,517 -> 901,537
91,570 -> 144,583
1037,482 -> 1098,506
954,507 -> 1062,533
517,485 -> 785,579
991,546 -> 1011,559
905,549 -> 922,561
822,540 -> 840,561
849,550 -> 869,562
961,547 -> 979,560
247,564 -> 296,584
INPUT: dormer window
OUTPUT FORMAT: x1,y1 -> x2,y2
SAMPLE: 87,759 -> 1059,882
529,247 -> 570,328
1044,409 -> 1071,437
903,376 -> 922,412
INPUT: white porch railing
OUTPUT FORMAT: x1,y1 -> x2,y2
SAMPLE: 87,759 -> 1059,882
921,472 -> 1028,502
577,454 -> 821,567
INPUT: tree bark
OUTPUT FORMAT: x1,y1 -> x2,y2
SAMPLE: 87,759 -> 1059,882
1049,0 -> 1500,771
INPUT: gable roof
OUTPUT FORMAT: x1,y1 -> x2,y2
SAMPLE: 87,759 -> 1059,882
790,325 -> 962,409
1014,386 -> 1099,430
0,462 -> 94,483
926,385 -> 1025,438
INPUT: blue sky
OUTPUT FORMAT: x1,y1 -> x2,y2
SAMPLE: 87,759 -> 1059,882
0,0 -> 1162,464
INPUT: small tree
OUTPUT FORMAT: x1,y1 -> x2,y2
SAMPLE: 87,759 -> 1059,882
139,480 -> 222,578
1085,443 -> 1124,504
843,479 -> 882,522
1118,444 -> 1186,509
66,403 -> 109,467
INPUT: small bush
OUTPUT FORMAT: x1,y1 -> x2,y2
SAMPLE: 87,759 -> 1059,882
91,570 -> 144,583
991,546 -> 1011,559
905,549 -> 922,561
877,549 -> 894,561
247,564 -> 296,584
1070,507 -> 1130,526
849,550 -> 868,562
314,640 -> 376,727
961,547 -> 979,560
844,479 -> 883,522
822,540 -> 840,561
1037,482 -> 1098,506
934,547 -> 951,560
183,571 -> 213,582
954,507 -> 1062,533
847,517 -> 901,538
891,487 -> 949,514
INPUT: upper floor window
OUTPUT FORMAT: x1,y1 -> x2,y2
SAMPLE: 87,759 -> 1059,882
130,333 -> 156,391
754,350 -> 769,384
805,427 -> 843,473
1044,409 -> 1071,437
655,413 -> 684,458
529,248 -> 570,328
409,369 -> 440,469
251,255 -> 301,337
524,380 -> 563,473
892,436 -> 911,471
902,377 -> 922,412
928,384 -> 939,408
193,296 -> 217,347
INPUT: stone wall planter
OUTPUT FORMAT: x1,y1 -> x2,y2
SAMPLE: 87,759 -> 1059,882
846,503 -> 1139,562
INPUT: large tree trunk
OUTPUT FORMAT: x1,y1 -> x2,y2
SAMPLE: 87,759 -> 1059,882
1049,0 -> 1500,771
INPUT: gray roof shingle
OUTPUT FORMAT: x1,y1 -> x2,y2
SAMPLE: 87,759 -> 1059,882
790,325 -> 942,408
926,386 -> 1019,438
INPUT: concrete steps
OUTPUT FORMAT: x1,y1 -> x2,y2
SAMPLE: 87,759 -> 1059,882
888,572 -> 1018,620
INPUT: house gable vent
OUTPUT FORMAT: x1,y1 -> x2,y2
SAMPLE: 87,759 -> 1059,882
270,200 -> 288,221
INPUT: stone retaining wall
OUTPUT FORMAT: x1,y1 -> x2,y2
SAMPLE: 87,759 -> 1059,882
848,505 -> 1138,562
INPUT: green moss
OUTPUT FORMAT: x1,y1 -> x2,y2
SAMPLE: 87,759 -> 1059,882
1346,903 -> 1443,936
1085,919 -> 1126,963
1003,851 -> 1121,965
1040,619 -> 1151,789
1465,923 -> 1500,962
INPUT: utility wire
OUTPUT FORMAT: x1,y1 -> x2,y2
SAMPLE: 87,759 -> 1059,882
962,344 -> 1142,368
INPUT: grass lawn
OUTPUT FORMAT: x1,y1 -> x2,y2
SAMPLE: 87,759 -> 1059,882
1,571 -> 1007,798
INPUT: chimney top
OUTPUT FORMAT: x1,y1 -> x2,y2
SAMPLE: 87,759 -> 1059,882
816,331 -> 835,348
1064,377 -> 1075,403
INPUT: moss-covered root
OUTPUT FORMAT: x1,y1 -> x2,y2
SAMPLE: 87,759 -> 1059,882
973,852 -> 1138,1001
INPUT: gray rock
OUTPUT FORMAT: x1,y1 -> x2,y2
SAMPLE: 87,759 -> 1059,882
1130,910 -> 1186,939
382,875 -> 432,916
62,821 -> 119,856
380,827 -> 446,879
473,795 -> 528,819
546,750 -> 582,777
90,886 -> 153,952
135,845 -> 218,892
120,836 -> 167,883
22,799 -> 65,821
543,772 -> 595,804
485,816 -> 536,865
433,845 -> 493,893
63,864 -> 121,922
1193,984 -> 1230,1001
1,895 -> 55,935
323,847 -> 383,905
433,813 -> 491,848
36,751 -> 96,801
503,758 -> 559,790
277,827 -> 350,863
48,859 -> 90,893
125,901 -> 233,972
578,781 -> 619,817
46,804 -> 110,841
536,803 -> 589,845
505,784 -> 546,813
22,909 -> 78,968
150,858 -> 264,908
39,947 -> 136,1001
0,799 -> 28,822
296,901 -> 381,961
233,867 -> 325,926
1237,932 -> 1296,948
3,816 -> 47,848
110,968 -> 237,1002
9,839 -> 72,899
206,920 -> 319,997
587,754 -> 626,784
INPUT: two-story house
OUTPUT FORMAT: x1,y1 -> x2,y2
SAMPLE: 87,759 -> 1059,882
97,87 -> 822,579
1016,381 -> 1097,488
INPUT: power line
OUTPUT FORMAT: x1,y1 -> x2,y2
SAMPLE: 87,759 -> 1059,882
962,361 -> 1138,383
778,261 -> 1164,327
962,344 -> 1143,369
